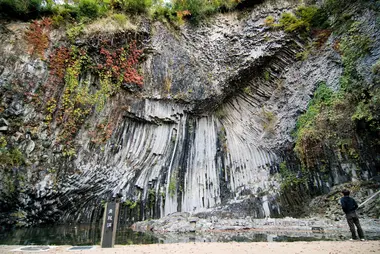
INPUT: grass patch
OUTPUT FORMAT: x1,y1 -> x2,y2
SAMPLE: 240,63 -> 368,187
82,14 -> 136,35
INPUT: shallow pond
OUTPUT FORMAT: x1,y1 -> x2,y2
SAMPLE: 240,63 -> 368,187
0,224 -> 156,246
1,225 -> 380,245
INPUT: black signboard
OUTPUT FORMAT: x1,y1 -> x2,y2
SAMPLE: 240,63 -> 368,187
101,202 -> 120,248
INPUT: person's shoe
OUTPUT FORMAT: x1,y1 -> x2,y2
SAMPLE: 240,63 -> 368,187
349,238 -> 354,241
360,239 -> 365,241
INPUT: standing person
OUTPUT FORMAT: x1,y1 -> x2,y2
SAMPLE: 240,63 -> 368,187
340,189 -> 365,241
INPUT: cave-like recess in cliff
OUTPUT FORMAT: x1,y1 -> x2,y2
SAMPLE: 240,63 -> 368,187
1,0 -> 380,227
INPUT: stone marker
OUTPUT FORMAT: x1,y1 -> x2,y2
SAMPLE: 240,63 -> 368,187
101,202 -> 120,248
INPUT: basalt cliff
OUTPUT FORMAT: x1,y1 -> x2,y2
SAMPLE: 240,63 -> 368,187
0,0 -> 379,227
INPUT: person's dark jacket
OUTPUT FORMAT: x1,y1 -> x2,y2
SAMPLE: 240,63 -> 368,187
340,196 -> 358,214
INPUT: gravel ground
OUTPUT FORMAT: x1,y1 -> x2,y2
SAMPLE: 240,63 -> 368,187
1,241 -> 380,254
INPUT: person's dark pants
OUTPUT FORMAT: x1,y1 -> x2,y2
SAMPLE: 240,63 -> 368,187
346,211 -> 364,239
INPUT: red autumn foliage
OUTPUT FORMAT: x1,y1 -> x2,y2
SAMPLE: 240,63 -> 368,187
49,46 -> 71,79
89,121 -> 114,145
25,18 -> 52,59
98,40 -> 143,86
42,46 -> 72,102
177,10 -> 191,19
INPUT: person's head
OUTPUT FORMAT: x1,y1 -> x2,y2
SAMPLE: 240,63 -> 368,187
342,189 -> 350,196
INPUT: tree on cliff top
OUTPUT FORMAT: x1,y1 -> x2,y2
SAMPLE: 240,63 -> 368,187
0,0 -> 45,19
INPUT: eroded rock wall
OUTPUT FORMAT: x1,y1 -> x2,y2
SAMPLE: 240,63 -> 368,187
0,0 -> 379,227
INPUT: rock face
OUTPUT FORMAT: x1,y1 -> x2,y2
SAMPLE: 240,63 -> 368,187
0,0 -> 379,227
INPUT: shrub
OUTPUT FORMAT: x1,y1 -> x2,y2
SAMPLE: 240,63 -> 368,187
278,12 -> 301,32
309,7 -> 329,29
0,0 -> 43,19
79,0 -> 100,19
277,6 -> 325,33
151,0 -> 241,24
52,4 -> 80,22
171,0 -> 240,24
295,5 -> 319,25
111,0 -> 153,13
172,0 -> 209,23
153,3 -> 177,22
218,0 -> 240,11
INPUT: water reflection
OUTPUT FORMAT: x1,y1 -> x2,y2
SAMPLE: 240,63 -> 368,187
0,224 -> 101,245
116,229 -> 160,245
152,230 -> 380,243
1,225 -> 380,246
0,224 -> 161,246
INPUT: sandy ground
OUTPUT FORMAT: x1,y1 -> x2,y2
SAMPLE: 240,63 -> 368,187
1,241 -> 380,254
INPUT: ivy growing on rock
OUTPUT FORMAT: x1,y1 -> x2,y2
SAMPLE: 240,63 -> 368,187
97,41 -> 143,88
25,17 -> 52,59
39,29 -> 144,154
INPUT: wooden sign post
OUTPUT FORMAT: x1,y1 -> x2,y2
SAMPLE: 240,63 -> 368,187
101,201 -> 120,248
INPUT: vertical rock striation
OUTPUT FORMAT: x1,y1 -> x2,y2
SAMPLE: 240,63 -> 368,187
1,0 -> 378,226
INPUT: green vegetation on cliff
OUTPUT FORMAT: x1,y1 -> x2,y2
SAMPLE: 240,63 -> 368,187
282,0 -> 380,188
261,0 -> 380,194
2,0 -> 378,172
41,35 -> 144,153
0,0 -> 250,157
0,0 -> 245,24
0,136 -> 24,169
0,0 -> 48,20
